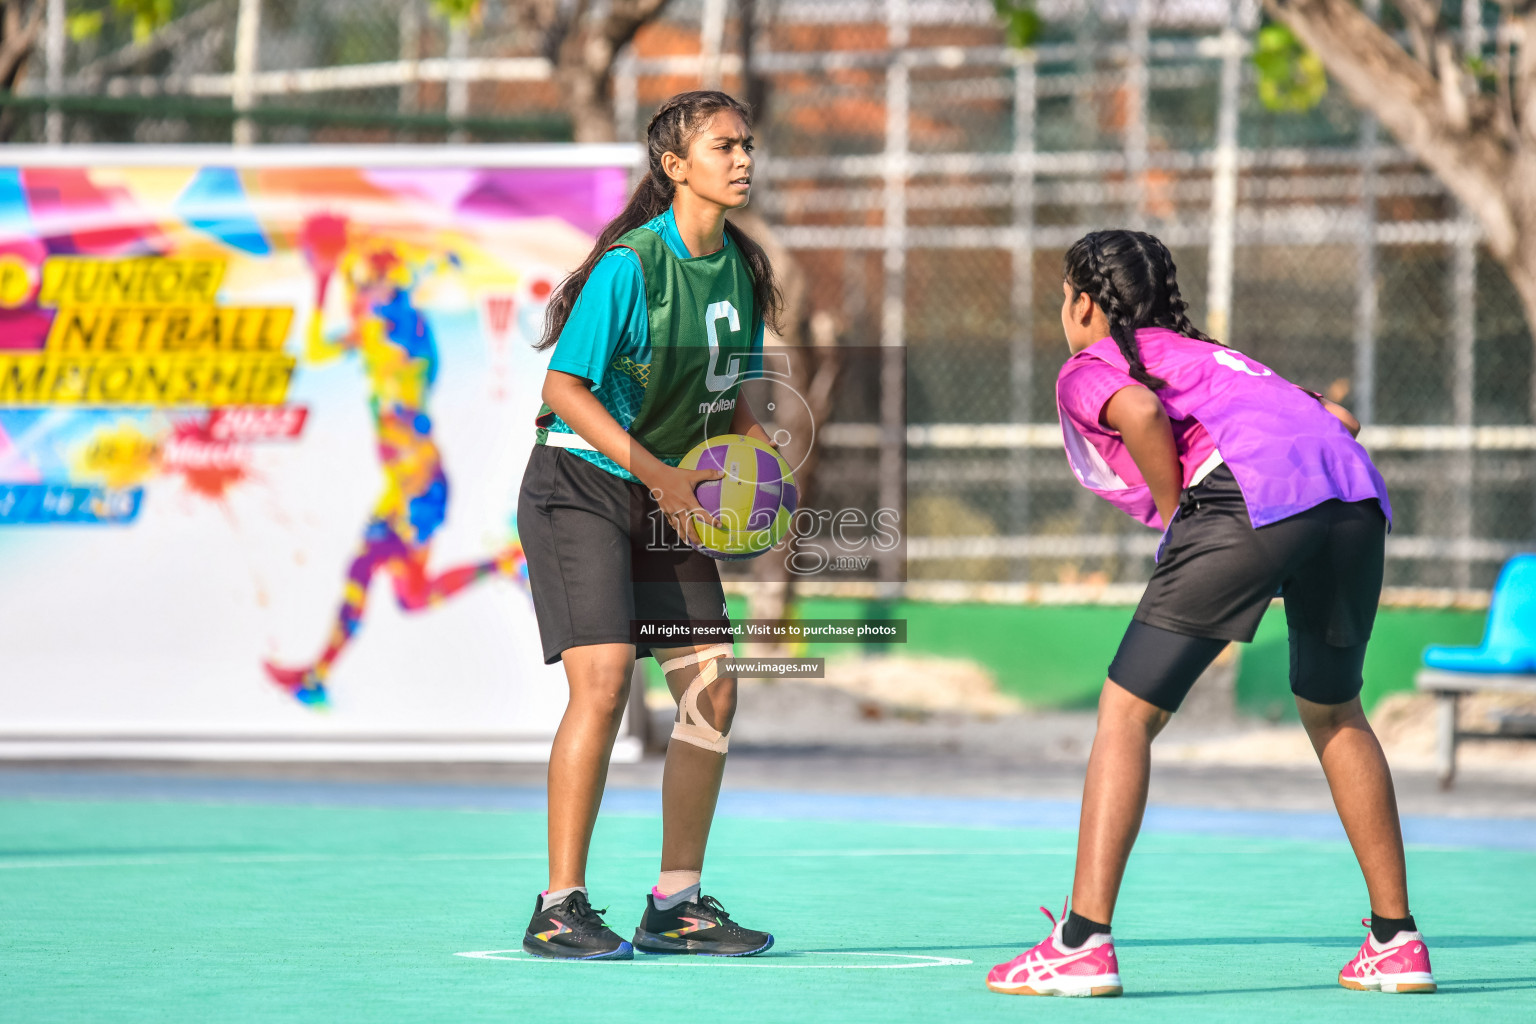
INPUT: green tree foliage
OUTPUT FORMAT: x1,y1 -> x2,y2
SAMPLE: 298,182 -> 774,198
1252,21 -> 1328,112
430,0 -> 480,25
67,0 -> 176,43
65,10 -> 103,41
993,0 -> 1041,49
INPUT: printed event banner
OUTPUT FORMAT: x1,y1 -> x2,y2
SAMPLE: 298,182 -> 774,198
0,146 -> 637,759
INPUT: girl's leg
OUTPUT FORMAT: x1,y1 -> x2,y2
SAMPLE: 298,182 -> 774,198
1296,694 -> 1409,917
1070,679 -> 1173,925
632,645 -> 771,957
547,642 -> 635,891
991,624 -> 1220,994
653,644 -> 738,881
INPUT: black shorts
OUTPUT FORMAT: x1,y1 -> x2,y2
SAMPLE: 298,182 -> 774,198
1108,464 -> 1387,711
516,445 -> 728,665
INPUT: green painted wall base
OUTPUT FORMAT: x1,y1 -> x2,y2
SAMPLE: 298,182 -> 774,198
1236,608 -> 1485,720
724,596 -> 1487,714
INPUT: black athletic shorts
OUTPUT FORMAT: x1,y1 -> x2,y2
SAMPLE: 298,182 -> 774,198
517,445 -> 729,665
1107,463 -> 1387,712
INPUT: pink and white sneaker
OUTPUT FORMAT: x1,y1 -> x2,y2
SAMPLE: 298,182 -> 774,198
1338,919 -> 1437,993
986,900 -> 1122,997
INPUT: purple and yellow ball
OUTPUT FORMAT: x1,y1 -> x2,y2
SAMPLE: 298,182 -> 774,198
680,434 -> 798,560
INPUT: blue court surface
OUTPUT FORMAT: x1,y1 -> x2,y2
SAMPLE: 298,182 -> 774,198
1,771 -> 1532,1023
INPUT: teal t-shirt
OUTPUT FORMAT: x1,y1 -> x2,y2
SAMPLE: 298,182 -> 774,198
544,208 -> 765,482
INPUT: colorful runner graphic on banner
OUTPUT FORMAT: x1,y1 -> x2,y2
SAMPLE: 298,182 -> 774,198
262,215 -> 527,707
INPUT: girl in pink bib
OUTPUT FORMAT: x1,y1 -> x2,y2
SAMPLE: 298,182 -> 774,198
986,231 -> 1434,998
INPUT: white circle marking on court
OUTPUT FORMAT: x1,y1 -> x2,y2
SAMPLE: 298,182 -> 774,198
454,950 -> 972,969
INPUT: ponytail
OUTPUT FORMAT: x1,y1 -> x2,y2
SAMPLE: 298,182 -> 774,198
722,218 -> 782,335
1063,229 -> 1218,390
537,90 -> 782,350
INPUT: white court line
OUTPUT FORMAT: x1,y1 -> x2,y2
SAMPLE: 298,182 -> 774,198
0,846 -> 1316,870
418,849 -> 1076,861
0,852 -> 378,870
454,950 -> 972,969
0,852 -> 543,871
0,849 -> 1067,870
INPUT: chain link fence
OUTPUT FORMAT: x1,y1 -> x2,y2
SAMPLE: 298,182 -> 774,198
15,0 -> 568,143
15,0 -> 1535,596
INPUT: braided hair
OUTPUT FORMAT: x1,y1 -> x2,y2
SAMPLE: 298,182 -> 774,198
537,90 -> 783,350
1062,229 -> 1216,390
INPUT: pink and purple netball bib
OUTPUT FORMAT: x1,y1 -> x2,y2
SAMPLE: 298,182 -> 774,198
1056,328 -> 1391,530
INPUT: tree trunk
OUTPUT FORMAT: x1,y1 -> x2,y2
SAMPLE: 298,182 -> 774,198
559,64 -> 618,142
556,24 -> 618,143
554,0 -> 672,143
0,1 -> 45,142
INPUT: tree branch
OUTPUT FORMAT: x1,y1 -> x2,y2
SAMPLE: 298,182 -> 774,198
1435,36 -> 1471,130
551,0 -> 670,141
586,0 -> 671,78
1516,10 -> 1536,143
74,0 -> 237,82
0,0 -> 44,92
1266,0 -> 1520,256
1395,0 -> 1443,67
1497,6 -> 1516,136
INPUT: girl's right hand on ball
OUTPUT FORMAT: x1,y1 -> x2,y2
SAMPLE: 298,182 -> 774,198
646,464 -> 724,547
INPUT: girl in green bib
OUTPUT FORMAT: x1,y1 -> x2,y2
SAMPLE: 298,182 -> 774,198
516,91 -> 782,959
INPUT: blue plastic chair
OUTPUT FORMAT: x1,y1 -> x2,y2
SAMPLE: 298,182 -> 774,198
1423,554 -> 1536,673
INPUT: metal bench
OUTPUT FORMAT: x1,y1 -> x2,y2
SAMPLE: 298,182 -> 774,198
1414,669 -> 1536,789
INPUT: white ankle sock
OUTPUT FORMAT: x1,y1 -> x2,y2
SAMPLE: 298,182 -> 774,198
654,870 -> 702,910
654,884 -> 700,911
541,885 -> 586,912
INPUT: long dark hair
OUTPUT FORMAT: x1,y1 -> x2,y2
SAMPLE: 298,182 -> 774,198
537,90 -> 783,350
1063,229 -> 1216,390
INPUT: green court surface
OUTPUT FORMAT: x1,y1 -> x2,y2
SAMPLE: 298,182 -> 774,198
2,782 -> 1533,1023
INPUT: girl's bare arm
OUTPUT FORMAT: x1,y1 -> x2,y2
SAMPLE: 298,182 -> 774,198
1102,385 -> 1183,529
1320,397 -> 1361,437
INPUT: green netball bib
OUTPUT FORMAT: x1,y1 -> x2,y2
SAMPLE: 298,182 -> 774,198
610,225 -> 757,461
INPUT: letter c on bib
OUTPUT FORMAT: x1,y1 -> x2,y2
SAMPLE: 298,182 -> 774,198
705,300 -> 742,392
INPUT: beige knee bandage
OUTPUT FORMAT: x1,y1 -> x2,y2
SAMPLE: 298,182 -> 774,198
659,644 -> 734,754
